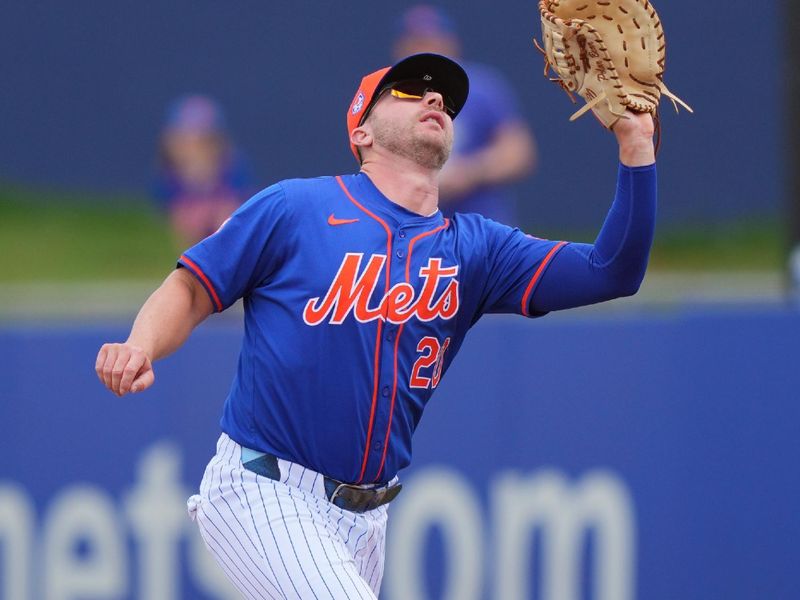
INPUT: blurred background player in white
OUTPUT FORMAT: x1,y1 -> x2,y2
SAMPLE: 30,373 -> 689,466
154,95 -> 254,247
393,5 -> 537,226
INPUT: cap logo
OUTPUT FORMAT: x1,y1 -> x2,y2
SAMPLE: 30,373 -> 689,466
351,91 -> 365,115
423,74 -> 432,81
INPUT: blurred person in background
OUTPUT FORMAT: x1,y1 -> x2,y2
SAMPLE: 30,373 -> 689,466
393,4 -> 537,226
155,94 -> 253,247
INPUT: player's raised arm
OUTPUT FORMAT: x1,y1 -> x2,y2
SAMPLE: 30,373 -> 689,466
95,267 -> 213,396
613,111 -> 656,167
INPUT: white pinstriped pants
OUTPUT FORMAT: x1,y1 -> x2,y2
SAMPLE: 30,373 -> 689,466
187,433 -> 388,599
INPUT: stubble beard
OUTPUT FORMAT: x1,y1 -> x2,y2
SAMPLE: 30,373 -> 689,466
370,114 -> 452,170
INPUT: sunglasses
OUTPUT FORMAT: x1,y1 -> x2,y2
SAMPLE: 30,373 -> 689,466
378,79 -> 457,117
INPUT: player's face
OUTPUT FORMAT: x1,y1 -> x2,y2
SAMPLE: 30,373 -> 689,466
365,84 -> 454,169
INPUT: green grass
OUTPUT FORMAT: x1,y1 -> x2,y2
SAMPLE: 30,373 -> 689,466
0,183 -> 178,281
0,181 -> 785,281
649,218 -> 784,271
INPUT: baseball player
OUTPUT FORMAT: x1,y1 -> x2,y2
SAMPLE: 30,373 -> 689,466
96,53 -> 656,598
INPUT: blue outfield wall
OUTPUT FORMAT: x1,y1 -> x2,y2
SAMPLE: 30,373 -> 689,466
0,307 -> 798,599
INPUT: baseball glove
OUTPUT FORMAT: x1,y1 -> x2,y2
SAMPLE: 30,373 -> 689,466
534,0 -> 692,130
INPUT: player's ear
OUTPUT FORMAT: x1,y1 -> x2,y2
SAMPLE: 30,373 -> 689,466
350,125 -> 373,153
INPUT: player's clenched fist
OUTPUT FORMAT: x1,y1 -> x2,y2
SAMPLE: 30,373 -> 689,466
95,343 -> 154,396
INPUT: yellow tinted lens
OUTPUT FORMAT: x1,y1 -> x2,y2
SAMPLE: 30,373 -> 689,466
390,89 -> 424,100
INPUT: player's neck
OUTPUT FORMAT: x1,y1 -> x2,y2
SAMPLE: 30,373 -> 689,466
360,158 -> 440,217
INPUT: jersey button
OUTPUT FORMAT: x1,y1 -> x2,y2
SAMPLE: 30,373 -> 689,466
398,230 -> 407,239
386,329 -> 395,342
381,386 -> 390,397
396,249 -> 405,259
373,440 -> 383,450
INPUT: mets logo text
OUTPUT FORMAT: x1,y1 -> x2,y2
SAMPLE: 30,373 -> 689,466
303,253 -> 459,325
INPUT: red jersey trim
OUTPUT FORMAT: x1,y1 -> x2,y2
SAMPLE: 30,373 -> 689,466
179,255 -> 223,313
373,320 -> 404,482
521,241 -> 567,317
335,176 -> 393,484
405,219 -> 450,281
372,218 -> 450,482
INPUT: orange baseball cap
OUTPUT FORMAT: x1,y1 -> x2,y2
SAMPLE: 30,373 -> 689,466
346,53 -> 469,162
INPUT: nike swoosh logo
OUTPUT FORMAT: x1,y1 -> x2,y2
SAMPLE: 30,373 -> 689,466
328,214 -> 360,226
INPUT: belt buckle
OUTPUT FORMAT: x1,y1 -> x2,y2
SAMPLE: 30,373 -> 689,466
327,482 -> 351,505
328,481 -> 374,506
327,481 -> 374,512
327,480 -> 402,513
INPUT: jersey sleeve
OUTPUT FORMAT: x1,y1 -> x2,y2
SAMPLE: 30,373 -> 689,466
177,182 -> 291,312
470,217 -> 567,318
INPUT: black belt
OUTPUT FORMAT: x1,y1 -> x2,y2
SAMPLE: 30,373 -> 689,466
242,453 -> 402,514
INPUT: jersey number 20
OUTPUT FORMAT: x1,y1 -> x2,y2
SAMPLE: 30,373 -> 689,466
410,336 -> 451,389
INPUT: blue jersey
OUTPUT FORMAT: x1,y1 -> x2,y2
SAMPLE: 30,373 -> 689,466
179,172 -> 564,484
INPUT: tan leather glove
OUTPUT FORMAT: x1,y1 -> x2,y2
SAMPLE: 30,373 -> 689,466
535,0 -> 692,130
